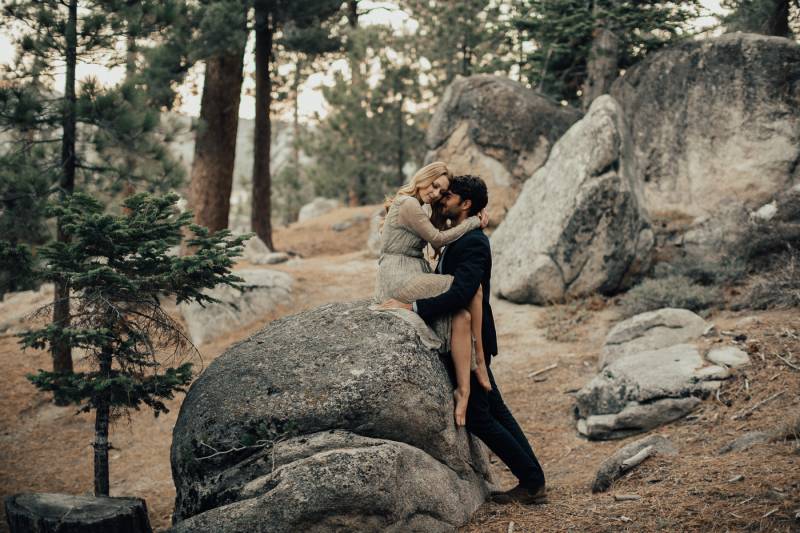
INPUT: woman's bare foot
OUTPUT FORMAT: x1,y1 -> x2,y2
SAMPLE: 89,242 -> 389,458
474,361 -> 492,392
453,388 -> 469,427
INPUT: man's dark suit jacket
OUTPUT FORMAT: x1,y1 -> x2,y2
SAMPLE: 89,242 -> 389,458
415,228 -> 498,360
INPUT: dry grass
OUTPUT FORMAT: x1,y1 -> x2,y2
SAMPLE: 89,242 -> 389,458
272,204 -> 377,257
617,275 -> 721,318
536,297 -> 607,343
747,249 -> 800,310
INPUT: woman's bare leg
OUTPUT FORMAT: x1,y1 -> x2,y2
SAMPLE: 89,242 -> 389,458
451,308 -> 472,427
470,284 -> 491,392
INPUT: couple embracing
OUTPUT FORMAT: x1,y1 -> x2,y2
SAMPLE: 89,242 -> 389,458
376,162 -> 547,505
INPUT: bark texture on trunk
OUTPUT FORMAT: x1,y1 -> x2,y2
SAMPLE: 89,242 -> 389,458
252,0 -> 275,249
766,0 -> 791,36
52,0 -> 78,378
189,50 -> 246,234
582,3 -> 619,111
93,348 -> 112,497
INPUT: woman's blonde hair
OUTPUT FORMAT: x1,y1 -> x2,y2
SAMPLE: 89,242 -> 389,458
383,161 -> 451,212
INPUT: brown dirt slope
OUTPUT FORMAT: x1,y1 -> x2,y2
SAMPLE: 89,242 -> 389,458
1,208 -> 798,532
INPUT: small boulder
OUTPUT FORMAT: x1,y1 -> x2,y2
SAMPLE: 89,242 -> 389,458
425,75 -> 581,221
241,236 -> 289,265
492,95 -> 653,304
592,435 -> 677,492
576,343 -> 729,440
4,493 -> 151,533
707,346 -> 750,368
600,308 -> 709,368
0,284 -> 54,336
297,197 -> 341,223
179,269 -> 292,345
718,431 -> 771,454
171,301 -> 491,531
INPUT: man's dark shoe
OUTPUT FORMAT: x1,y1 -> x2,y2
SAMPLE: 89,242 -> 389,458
491,484 -> 547,505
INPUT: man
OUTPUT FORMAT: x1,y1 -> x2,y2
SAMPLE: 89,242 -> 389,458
380,175 -> 547,504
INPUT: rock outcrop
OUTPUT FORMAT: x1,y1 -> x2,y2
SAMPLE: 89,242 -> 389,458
171,302 -> 491,532
492,95 -> 653,304
179,269 -> 292,345
611,33 -> 800,217
241,236 -> 290,265
592,435 -> 677,493
425,75 -> 581,221
576,343 -> 728,440
298,197 -> 341,223
600,308 -> 709,368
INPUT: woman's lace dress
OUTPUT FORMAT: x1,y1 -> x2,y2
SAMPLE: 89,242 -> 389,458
375,195 -> 480,353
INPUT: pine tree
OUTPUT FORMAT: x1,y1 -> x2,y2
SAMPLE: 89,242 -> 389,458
19,192 -> 247,496
306,25 -> 428,205
250,0 -> 341,249
514,0 -> 701,106
1,1 -> 185,376
185,1 -> 249,236
723,0 -> 799,38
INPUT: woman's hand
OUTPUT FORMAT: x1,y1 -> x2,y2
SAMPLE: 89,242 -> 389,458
479,209 -> 490,229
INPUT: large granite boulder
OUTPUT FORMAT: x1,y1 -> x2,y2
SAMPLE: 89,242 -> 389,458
576,344 -> 729,440
297,197 -> 341,223
611,33 -> 800,218
491,95 -> 653,304
171,302 -> 491,532
425,75 -> 581,222
600,308 -> 709,368
179,269 -> 292,345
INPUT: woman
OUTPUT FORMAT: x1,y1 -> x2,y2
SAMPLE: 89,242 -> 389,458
375,161 -> 491,427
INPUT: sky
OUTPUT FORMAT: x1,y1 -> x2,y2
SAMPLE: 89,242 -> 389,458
0,1 -> 727,121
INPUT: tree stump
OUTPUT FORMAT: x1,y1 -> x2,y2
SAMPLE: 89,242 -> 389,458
4,493 -> 151,533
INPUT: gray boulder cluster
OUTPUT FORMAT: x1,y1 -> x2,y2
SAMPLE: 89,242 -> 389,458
171,302 -> 491,532
179,269 -> 292,345
420,33 -> 799,304
424,74 -> 581,222
491,96 -> 653,304
576,308 -> 750,440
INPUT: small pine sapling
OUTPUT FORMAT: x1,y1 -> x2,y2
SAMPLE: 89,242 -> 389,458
19,192 -> 248,496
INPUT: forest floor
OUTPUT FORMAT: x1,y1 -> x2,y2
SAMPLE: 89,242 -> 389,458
1,206 -> 798,532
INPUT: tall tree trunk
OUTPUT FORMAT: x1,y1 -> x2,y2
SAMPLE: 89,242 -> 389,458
346,0 -> 362,206
252,0 -> 274,249
396,94 -> 404,186
189,48 -> 246,233
52,0 -> 78,379
93,347 -> 112,496
290,61 -> 302,223
766,0 -> 791,36
581,1 -> 618,110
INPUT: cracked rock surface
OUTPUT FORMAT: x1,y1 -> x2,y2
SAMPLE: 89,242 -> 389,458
491,95 -> 653,304
170,301 -> 491,532
424,75 -> 581,222
611,33 -> 800,218
600,308 -> 710,368
576,343 -> 729,440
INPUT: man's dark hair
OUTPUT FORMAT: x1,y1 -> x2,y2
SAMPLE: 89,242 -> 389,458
449,175 -> 488,216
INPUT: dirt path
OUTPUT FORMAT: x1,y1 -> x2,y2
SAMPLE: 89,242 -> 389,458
1,250 -> 798,532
